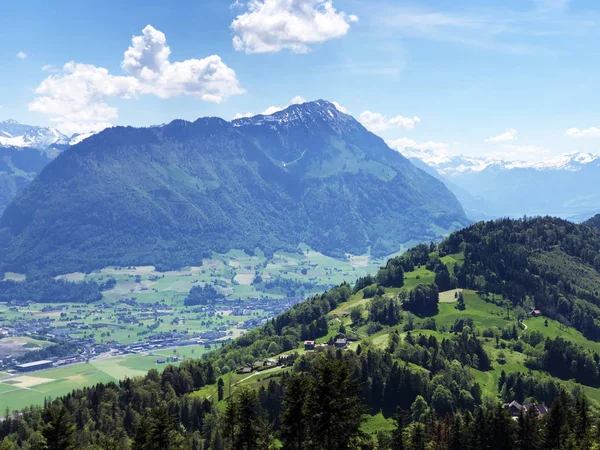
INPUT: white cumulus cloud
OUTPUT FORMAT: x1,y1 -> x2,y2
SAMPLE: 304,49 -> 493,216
29,62 -> 139,135
231,0 -> 356,53
121,26 -> 244,102
29,25 -> 244,135
289,95 -> 307,105
386,138 -> 452,165
484,128 -> 517,142
359,110 -> 421,133
16,52 -> 27,60
387,137 -> 417,151
565,127 -> 600,138
331,101 -> 348,114
387,138 -> 448,152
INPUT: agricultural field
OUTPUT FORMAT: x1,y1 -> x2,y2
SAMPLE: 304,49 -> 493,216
1,246 -> 384,342
0,344 -> 216,411
75,245 -> 383,303
1,246 -> 383,347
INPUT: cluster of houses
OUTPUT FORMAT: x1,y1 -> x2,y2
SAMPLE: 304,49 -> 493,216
503,400 -> 549,418
237,355 -> 291,374
303,337 -> 349,350
234,335 -> 355,375
0,294 -> 308,376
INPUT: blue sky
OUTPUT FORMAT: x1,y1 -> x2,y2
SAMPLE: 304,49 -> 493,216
1,0 -> 599,160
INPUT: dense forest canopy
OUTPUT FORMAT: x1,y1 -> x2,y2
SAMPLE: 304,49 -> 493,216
0,276 -> 102,304
440,216 -> 600,339
583,213 -> 600,230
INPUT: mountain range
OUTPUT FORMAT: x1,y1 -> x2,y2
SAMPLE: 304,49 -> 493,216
403,148 -> 600,220
0,119 -> 90,154
0,100 -> 468,276
0,120 -> 97,215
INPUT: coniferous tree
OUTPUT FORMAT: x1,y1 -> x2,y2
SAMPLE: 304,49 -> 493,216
574,394 -> 590,443
390,407 -> 408,450
491,404 -> 514,450
516,405 -> 539,450
42,404 -> 76,450
133,404 -> 186,450
236,389 -> 263,450
408,422 -> 426,450
218,378 -> 224,402
448,414 -> 463,450
281,373 -> 312,450
544,390 -> 570,450
469,408 -> 491,450
306,356 -> 368,450
222,395 -> 238,450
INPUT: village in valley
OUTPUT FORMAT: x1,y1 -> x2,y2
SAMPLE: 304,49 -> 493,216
0,247 -> 381,411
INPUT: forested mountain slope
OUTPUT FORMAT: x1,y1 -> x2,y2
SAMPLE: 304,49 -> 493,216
0,100 -> 467,276
0,146 -> 56,215
583,213 -> 600,230
440,217 -> 600,339
3,217 -> 600,449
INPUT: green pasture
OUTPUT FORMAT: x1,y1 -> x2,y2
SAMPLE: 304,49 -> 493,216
0,354 -> 177,412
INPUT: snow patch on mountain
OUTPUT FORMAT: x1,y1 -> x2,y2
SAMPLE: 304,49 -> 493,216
231,99 -> 353,132
69,132 -> 96,146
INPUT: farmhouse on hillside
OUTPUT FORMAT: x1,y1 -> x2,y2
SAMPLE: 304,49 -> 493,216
503,400 -> 549,418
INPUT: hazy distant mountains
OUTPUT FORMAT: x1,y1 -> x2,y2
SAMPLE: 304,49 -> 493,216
403,148 -> 600,221
0,100 -> 468,275
0,120 -> 98,214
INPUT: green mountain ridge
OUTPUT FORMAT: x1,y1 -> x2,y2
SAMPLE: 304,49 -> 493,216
583,213 -> 600,230
0,100 -> 467,276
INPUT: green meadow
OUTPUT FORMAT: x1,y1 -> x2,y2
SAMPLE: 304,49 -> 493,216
0,345 -> 218,411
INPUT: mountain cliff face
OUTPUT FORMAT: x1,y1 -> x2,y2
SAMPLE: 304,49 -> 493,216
0,100 -> 467,275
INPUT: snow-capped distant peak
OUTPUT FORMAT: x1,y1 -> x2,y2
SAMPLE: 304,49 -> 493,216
0,119 -> 69,153
565,152 -> 598,166
405,148 -> 600,176
498,152 -> 600,172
